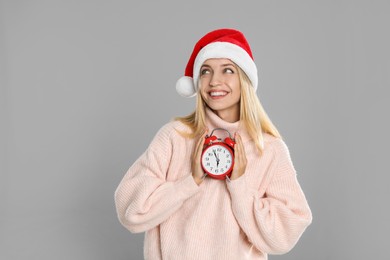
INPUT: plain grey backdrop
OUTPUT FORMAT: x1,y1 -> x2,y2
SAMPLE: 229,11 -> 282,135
1,0 -> 390,259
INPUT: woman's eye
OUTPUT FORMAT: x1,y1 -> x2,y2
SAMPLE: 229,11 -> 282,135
201,69 -> 210,75
224,68 -> 234,74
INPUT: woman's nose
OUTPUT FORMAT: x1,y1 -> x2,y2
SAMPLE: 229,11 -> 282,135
209,72 -> 223,87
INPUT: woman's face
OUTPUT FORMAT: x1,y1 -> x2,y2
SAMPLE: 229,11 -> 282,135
199,58 -> 241,123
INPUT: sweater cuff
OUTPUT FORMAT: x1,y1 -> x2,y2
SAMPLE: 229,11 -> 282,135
175,174 -> 200,200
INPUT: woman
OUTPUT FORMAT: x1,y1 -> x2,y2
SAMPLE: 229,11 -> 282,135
115,28 -> 312,260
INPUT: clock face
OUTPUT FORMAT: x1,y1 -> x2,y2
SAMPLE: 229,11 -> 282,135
201,143 -> 234,179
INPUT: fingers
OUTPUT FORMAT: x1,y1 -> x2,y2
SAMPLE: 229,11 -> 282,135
231,132 -> 247,180
194,129 -> 208,159
236,133 -> 246,159
192,128 -> 208,185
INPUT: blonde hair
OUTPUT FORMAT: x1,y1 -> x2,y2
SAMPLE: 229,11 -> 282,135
175,64 -> 281,155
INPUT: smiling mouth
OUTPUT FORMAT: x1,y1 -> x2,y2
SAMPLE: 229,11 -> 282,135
209,91 -> 228,97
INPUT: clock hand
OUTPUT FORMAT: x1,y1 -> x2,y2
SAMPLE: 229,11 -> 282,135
213,150 -> 220,161
213,150 -> 220,166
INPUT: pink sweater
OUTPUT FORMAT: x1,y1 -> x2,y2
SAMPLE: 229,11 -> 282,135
115,109 -> 312,260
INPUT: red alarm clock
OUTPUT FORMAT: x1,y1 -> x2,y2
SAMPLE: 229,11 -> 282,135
201,128 -> 235,180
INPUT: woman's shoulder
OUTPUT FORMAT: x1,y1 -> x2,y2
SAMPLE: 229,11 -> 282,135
262,132 -> 289,154
155,119 -> 193,139
263,133 -> 296,172
262,132 -> 281,144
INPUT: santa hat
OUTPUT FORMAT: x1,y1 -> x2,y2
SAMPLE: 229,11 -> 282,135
176,28 -> 258,98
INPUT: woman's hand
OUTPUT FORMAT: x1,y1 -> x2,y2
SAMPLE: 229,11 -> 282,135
192,129 -> 208,185
230,133 -> 247,180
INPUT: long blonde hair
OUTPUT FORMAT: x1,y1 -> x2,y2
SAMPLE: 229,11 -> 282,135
175,64 -> 281,155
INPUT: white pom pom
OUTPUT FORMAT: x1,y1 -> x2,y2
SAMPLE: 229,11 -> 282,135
176,76 -> 197,98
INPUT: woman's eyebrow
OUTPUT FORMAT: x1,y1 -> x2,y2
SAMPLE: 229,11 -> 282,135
201,63 -> 234,68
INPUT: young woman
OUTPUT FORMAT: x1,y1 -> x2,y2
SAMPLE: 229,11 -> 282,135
115,28 -> 312,260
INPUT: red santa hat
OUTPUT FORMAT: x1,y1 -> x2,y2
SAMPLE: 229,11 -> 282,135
176,28 -> 258,98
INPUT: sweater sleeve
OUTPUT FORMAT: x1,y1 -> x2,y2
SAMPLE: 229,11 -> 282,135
114,123 -> 200,233
226,139 -> 312,254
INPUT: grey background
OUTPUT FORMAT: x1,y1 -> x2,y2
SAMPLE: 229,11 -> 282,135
1,0 -> 389,259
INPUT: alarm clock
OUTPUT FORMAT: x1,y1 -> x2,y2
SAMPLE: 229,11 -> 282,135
201,128 -> 235,180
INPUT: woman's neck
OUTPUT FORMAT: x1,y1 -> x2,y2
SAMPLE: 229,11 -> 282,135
211,108 -> 239,123
205,107 -> 250,143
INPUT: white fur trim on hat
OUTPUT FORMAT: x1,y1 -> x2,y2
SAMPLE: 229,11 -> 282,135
193,42 -> 258,91
176,76 -> 197,98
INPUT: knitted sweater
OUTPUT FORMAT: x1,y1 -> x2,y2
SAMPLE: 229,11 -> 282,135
115,108 -> 312,260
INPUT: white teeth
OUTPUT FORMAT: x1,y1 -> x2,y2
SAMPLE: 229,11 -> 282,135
210,91 -> 227,97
